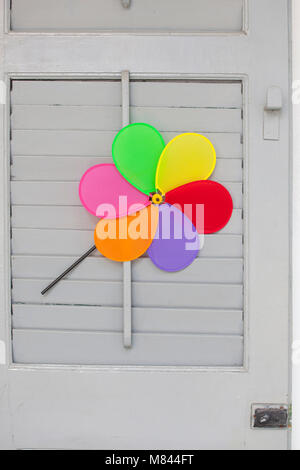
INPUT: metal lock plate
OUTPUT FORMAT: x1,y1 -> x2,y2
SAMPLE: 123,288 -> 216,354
252,404 -> 289,429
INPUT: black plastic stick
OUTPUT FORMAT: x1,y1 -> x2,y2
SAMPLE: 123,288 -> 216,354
41,245 -> 97,295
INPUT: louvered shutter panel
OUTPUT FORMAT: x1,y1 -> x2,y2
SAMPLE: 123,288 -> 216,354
11,0 -> 245,33
11,78 -> 244,366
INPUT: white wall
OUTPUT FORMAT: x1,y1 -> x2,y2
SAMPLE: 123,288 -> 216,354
293,0 -> 300,451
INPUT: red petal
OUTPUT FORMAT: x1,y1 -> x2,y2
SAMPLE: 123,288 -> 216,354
165,180 -> 233,234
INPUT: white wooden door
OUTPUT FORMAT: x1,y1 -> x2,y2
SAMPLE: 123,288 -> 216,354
0,0 -> 292,450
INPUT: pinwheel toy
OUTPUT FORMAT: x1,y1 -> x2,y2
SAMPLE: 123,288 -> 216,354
41,123 -> 233,294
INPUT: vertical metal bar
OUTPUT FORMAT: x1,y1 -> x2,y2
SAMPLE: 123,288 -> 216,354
121,70 -> 132,348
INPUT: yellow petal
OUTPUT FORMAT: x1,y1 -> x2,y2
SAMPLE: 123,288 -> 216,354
156,133 -> 216,194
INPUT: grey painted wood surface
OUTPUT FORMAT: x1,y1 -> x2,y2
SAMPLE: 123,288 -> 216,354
12,279 -> 243,309
10,78 -> 244,366
11,156 -> 242,182
12,330 -> 243,366
11,130 -> 242,157
12,256 -> 244,283
6,367 -> 289,450
12,106 -> 243,133
11,207 -> 243,233
12,304 -> 243,335
121,71 -> 132,349
11,80 -> 243,108
11,0 -> 244,33
12,230 -> 244,258
11,181 -> 243,207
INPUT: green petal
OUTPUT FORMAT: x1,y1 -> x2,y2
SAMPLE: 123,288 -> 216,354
112,123 -> 165,195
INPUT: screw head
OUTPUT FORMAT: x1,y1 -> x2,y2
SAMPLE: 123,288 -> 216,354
150,191 -> 165,206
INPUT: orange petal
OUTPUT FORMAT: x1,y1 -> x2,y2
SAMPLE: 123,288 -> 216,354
94,205 -> 159,262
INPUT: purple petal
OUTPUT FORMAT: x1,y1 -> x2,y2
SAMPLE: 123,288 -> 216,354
147,204 -> 200,272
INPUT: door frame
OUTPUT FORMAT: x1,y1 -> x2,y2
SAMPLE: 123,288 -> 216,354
2,70 -> 249,373
0,0 -> 292,450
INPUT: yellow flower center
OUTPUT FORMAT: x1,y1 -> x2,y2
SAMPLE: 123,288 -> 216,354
151,192 -> 165,205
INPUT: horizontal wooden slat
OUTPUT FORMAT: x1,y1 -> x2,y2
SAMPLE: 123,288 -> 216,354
11,130 -> 114,156
11,130 -> 242,157
11,206 -> 242,233
11,0 -> 244,33
12,105 -> 122,131
12,279 -> 243,309
136,108 -> 242,133
11,80 -> 122,106
12,256 -> 243,284
219,210 -> 243,234
11,229 -> 94,256
11,181 -> 243,208
11,229 -> 243,258
131,81 -> 243,109
12,80 -> 122,106
12,81 -> 242,109
12,304 -> 243,335
12,329 -> 244,366
12,105 -> 242,133
200,235 -> 243,258
11,156 -> 242,182
11,156 -> 113,180
11,181 -> 83,206
12,205 -> 98,230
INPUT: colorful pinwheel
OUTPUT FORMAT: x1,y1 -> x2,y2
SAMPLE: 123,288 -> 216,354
79,123 -> 233,272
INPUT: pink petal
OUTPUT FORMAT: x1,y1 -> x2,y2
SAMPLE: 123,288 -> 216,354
79,164 -> 150,218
